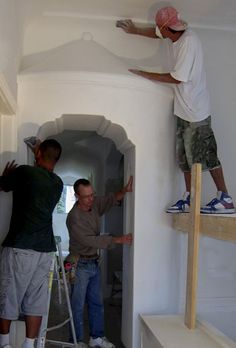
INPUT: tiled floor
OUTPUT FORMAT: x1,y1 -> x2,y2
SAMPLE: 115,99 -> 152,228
45,280 -> 125,348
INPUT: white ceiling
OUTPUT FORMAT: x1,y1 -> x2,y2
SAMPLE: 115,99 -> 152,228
21,0 -> 236,31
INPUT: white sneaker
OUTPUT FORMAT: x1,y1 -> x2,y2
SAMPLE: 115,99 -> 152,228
77,342 -> 88,348
89,336 -> 115,348
1,345 -> 13,348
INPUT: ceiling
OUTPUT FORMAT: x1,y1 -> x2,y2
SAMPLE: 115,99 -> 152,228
21,0 -> 236,31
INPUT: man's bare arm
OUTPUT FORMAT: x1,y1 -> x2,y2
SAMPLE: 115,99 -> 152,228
116,19 -> 157,38
115,176 -> 133,201
112,233 -> 133,245
129,69 -> 181,84
0,160 -> 18,191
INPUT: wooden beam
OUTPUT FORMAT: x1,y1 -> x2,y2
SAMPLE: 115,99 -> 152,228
173,213 -> 236,242
185,163 -> 201,329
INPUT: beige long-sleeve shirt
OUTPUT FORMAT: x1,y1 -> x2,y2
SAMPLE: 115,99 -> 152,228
66,193 -> 117,257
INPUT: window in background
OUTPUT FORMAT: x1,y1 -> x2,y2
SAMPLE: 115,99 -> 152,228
57,185 -> 76,214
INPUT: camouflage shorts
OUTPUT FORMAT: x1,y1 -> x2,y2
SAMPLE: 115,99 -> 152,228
176,115 -> 221,172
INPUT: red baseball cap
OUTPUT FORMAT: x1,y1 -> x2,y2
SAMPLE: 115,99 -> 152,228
155,6 -> 187,31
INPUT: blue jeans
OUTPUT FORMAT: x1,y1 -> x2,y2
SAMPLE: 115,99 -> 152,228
71,259 -> 104,342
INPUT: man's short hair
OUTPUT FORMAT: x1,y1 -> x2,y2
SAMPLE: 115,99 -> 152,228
74,178 -> 91,194
38,139 -> 62,163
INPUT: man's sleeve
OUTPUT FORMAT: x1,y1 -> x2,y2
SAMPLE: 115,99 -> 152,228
96,193 -> 117,216
170,37 -> 195,83
67,214 -> 114,249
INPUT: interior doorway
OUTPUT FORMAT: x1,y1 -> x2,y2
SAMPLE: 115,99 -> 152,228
36,114 -> 135,347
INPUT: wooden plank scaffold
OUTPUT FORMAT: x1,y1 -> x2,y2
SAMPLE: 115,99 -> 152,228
140,163 -> 236,348
173,163 -> 236,329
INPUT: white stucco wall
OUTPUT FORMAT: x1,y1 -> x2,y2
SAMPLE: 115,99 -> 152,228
18,18 -> 236,345
0,0 -> 23,99
0,8 -> 235,347
17,72 -> 176,348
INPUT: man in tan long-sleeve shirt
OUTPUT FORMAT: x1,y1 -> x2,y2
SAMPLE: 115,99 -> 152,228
66,177 -> 133,348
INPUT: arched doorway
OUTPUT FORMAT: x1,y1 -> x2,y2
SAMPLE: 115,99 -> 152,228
35,114 -> 135,346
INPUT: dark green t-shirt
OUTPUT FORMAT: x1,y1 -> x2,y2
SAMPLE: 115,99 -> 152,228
0,165 -> 63,252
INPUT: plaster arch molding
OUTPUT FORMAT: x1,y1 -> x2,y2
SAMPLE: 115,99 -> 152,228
19,34 -> 171,155
19,33 -> 172,155
37,114 -> 134,154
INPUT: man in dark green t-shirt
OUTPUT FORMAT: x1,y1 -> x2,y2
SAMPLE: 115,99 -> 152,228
0,139 -> 63,348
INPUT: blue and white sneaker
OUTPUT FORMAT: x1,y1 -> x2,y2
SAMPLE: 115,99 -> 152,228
166,192 -> 190,213
200,191 -> 235,214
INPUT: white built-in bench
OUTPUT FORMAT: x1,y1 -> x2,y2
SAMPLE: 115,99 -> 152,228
140,314 -> 236,348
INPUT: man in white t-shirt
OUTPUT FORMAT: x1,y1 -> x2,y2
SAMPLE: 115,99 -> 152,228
117,6 -> 235,214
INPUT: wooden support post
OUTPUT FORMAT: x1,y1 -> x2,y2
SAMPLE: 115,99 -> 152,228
185,163 -> 202,329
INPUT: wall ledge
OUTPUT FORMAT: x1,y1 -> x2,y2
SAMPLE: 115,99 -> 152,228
17,71 -> 173,98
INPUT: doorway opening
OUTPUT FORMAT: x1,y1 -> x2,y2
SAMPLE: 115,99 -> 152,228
36,114 -> 135,347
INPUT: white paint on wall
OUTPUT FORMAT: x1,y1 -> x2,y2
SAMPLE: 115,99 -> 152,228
0,0 -> 23,100
17,64 -> 176,347
0,4 -> 236,346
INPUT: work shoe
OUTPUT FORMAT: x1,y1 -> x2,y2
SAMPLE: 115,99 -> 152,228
201,191 -> 235,214
89,336 -> 115,348
166,192 -> 190,213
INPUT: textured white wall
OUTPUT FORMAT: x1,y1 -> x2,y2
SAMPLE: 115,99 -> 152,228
17,73 -> 176,348
0,0 -> 23,99
0,7 -> 236,347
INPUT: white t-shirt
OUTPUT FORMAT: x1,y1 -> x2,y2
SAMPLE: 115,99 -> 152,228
170,29 -> 210,122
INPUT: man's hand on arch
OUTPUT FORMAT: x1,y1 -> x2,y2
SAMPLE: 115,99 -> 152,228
124,175 -> 133,193
112,233 -> 133,245
2,160 -> 18,176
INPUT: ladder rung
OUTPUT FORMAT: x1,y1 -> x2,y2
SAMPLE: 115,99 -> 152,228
45,339 -> 76,347
47,317 -> 72,332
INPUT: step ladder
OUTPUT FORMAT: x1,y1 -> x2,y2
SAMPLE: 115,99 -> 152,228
36,236 -> 79,348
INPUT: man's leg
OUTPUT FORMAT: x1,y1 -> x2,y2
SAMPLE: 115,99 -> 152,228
184,171 -> 191,192
87,261 -> 115,348
71,261 -> 89,342
86,262 -> 104,339
21,252 -> 54,347
187,116 -> 235,213
166,117 -> 191,213
25,315 -> 42,338
209,166 -> 228,193
0,319 -> 11,347
0,319 -> 11,334
20,316 -> 42,348
184,167 -> 227,193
